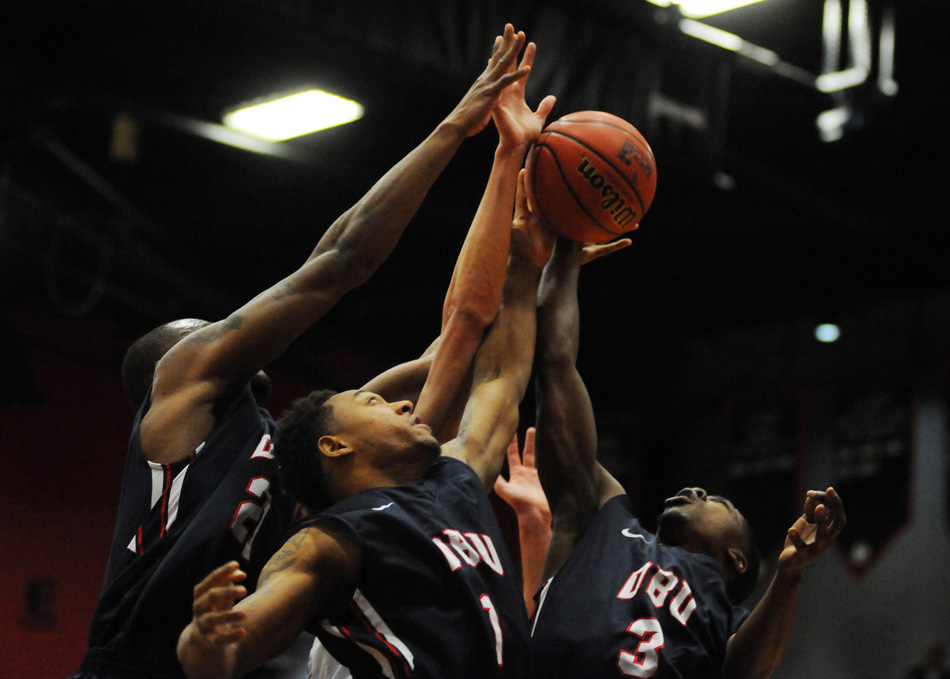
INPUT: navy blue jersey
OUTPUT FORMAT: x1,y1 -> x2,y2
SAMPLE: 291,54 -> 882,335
297,456 -> 531,679
74,389 -> 295,679
530,495 -> 748,679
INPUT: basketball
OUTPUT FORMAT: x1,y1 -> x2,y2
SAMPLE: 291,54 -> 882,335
524,111 -> 657,243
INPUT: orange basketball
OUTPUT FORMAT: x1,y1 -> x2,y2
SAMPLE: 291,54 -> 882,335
525,111 -> 657,243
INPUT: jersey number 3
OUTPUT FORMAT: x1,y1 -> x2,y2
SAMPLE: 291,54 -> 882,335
618,618 -> 664,678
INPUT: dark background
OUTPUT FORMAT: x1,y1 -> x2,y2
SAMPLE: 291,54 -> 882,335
1,2 -> 948,675
3,0 -> 945,385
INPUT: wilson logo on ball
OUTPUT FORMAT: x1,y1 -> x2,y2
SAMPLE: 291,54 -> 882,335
576,157 -> 638,229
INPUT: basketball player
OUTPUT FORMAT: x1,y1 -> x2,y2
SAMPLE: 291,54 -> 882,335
297,29 -> 558,679
528,237 -> 847,679
176,170 -> 555,679
69,25 -> 537,679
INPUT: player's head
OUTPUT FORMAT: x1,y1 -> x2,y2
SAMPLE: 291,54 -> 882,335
656,487 -> 760,604
274,388 -> 441,508
121,319 -> 209,408
120,318 -> 272,410
273,388 -> 338,512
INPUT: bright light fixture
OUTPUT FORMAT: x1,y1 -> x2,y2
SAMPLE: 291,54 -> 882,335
223,90 -> 364,141
679,19 -> 743,51
815,323 -> 841,342
645,0 -> 768,18
816,106 -> 851,142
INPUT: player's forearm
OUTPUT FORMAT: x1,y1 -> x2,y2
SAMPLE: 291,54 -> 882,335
308,120 -> 468,284
721,570 -> 803,679
533,239 -> 597,512
442,142 -> 529,328
536,239 -> 582,366
487,254 -> 544,394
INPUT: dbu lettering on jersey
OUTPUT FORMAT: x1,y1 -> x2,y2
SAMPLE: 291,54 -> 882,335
432,529 -> 505,575
617,561 -> 697,626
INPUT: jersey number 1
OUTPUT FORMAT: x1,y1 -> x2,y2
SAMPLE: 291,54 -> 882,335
480,594 -> 504,667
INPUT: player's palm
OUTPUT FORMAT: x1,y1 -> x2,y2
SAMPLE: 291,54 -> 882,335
495,465 -> 548,516
491,40 -> 556,147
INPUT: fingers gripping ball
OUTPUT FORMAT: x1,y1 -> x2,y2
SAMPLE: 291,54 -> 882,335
525,111 -> 657,243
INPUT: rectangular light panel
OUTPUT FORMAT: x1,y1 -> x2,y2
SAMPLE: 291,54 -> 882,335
223,90 -> 364,142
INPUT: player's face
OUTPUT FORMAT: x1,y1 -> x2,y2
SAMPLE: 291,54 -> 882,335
325,390 -> 441,463
655,487 -> 745,559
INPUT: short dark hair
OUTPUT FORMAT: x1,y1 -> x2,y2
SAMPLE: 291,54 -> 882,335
273,389 -> 339,513
121,319 -> 209,409
726,514 -> 760,605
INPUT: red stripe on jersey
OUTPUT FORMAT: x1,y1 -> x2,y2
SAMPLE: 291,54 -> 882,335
341,600 -> 412,679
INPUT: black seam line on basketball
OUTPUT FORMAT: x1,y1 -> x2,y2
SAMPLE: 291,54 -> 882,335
535,142 -> 620,237
541,130 -> 649,212
541,144 -> 620,238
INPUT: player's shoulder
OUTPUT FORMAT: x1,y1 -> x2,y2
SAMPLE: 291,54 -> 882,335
427,454 -> 475,480
268,520 -> 361,579
594,493 -> 643,531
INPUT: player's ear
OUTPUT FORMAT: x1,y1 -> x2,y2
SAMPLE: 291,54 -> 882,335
727,547 -> 748,576
318,435 -> 353,459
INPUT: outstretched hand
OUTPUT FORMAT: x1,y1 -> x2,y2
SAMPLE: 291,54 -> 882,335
492,39 -> 557,150
779,487 -> 846,578
494,428 -> 551,520
447,24 -> 533,138
186,561 -> 249,649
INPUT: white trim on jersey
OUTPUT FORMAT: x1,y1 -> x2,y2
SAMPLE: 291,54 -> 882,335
320,589 -> 415,679
530,577 -> 554,636
308,637 -> 352,679
125,457 -> 193,553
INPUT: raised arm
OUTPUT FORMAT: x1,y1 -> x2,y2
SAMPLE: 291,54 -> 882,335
722,487 -> 846,679
177,523 -> 361,679
532,237 -> 629,578
441,171 -> 554,489
141,25 -> 533,464
403,40 -> 556,443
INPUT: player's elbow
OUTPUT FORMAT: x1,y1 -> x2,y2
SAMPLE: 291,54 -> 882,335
443,305 -> 496,338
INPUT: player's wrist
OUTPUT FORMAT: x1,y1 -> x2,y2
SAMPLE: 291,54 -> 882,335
433,118 -> 471,146
496,136 -> 533,154
773,563 -> 806,588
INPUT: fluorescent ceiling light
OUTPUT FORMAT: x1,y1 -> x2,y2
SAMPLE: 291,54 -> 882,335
816,106 -> 851,142
815,66 -> 868,92
646,0 -> 768,18
223,90 -> 364,141
679,19 -> 743,51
